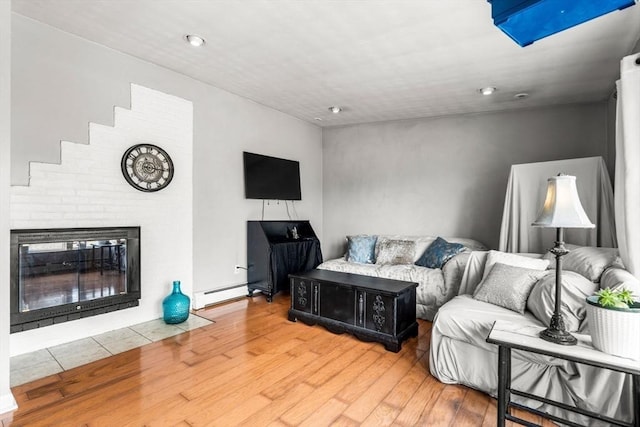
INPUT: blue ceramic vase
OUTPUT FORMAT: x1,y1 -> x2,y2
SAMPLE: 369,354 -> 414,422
162,280 -> 190,324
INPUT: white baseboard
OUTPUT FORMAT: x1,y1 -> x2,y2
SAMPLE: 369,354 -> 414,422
193,283 -> 249,309
0,391 -> 17,415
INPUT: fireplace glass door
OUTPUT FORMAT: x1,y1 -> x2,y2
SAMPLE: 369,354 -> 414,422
11,227 -> 141,332
19,239 -> 128,312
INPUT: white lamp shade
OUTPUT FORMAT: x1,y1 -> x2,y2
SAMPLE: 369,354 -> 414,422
532,175 -> 595,229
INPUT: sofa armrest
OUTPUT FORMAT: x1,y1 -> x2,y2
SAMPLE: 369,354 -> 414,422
600,267 -> 640,296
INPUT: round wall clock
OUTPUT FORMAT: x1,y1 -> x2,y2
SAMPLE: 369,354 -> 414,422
121,143 -> 174,192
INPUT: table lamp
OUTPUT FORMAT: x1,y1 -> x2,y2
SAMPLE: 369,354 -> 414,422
532,174 -> 595,345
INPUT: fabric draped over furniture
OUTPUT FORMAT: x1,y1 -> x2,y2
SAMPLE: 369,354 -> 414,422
430,295 -> 634,426
270,239 -> 323,293
431,250 -> 640,426
615,53 -> 640,278
498,156 -> 616,254
317,235 -> 486,321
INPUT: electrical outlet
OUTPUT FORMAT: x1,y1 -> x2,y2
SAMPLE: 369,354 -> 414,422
234,265 -> 242,274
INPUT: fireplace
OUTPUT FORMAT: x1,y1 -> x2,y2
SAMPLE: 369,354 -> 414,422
10,227 -> 141,333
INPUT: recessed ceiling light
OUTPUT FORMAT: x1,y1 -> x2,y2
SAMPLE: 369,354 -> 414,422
185,34 -> 205,47
514,92 -> 529,100
478,87 -> 497,96
328,106 -> 342,114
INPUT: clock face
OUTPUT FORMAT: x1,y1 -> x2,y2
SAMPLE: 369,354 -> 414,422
121,144 -> 174,192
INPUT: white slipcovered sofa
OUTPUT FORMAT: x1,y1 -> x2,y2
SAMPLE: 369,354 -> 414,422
317,235 -> 486,321
430,248 -> 640,425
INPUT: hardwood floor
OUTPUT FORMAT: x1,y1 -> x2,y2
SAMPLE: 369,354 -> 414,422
2,294 -> 556,426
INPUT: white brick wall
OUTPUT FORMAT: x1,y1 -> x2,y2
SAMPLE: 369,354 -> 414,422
9,84 -> 193,356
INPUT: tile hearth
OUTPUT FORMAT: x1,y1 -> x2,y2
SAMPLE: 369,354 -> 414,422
10,314 -> 213,387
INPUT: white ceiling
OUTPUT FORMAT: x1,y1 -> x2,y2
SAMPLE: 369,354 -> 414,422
11,0 -> 640,127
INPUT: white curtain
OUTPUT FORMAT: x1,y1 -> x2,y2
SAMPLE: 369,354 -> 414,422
499,156 -> 616,254
615,53 -> 640,279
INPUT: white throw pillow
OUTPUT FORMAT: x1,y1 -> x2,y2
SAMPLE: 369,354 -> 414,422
482,250 -> 549,279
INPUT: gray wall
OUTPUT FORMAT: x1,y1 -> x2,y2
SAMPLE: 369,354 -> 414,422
11,14 -> 323,294
322,103 -> 608,258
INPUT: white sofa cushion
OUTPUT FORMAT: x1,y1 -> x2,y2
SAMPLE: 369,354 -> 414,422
544,244 -> 621,282
483,250 -> 549,279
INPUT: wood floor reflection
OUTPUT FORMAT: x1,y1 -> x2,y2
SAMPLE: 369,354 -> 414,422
2,294 -> 556,426
21,270 -> 126,311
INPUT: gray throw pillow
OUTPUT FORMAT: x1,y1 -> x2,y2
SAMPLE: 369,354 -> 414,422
473,263 -> 547,314
376,239 -> 416,265
527,270 -> 598,333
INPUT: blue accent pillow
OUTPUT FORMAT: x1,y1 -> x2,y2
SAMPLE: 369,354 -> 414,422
415,237 -> 465,269
346,235 -> 378,264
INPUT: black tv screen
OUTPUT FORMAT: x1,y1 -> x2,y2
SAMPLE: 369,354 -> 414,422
243,152 -> 302,200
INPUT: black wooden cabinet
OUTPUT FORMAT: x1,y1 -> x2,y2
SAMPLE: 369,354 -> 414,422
247,220 -> 322,302
288,269 -> 418,352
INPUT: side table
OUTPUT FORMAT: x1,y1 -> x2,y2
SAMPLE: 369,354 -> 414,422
486,320 -> 639,427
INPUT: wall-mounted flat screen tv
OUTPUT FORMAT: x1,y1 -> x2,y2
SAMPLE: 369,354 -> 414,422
243,151 -> 302,200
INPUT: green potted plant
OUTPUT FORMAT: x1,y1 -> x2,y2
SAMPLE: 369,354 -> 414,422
586,287 -> 640,360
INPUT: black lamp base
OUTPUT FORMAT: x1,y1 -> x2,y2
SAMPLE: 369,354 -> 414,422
539,314 -> 577,346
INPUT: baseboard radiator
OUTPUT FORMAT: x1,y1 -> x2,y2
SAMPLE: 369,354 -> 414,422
193,283 -> 251,309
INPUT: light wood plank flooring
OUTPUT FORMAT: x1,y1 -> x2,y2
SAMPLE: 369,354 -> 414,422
2,294 -> 556,426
